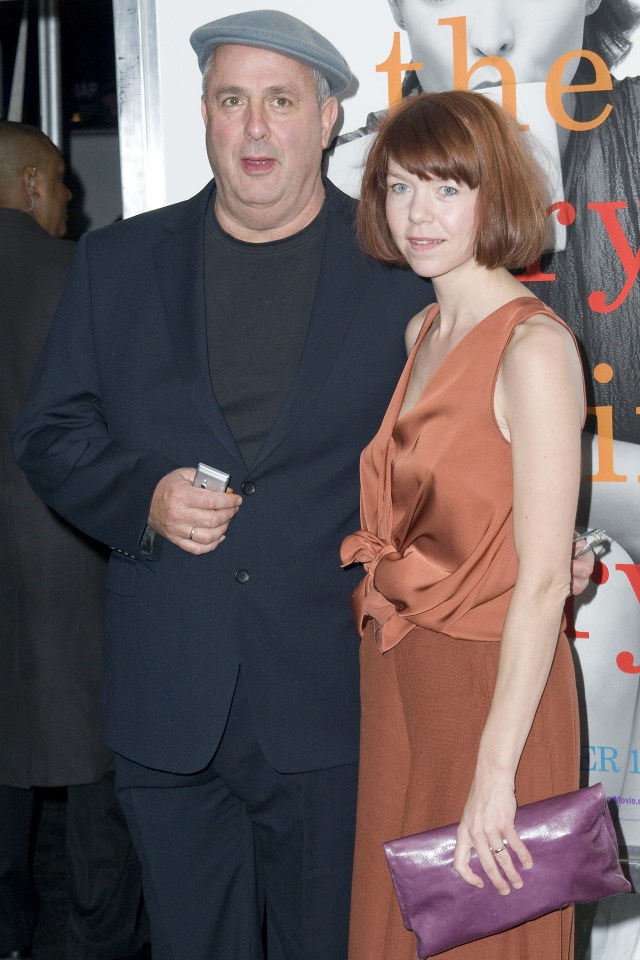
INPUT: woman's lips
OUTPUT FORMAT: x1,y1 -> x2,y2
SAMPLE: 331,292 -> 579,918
407,238 -> 444,251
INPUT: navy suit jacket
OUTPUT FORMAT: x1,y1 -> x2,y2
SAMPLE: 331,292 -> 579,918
13,179 -> 432,774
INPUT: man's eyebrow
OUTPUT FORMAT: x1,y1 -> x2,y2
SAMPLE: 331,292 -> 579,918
211,83 -> 300,99
263,84 -> 299,98
211,84 -> 246,98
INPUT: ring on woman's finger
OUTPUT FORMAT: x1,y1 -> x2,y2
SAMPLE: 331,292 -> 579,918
189,526 -> 196,541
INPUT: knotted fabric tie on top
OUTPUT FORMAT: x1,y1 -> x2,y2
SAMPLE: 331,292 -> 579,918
341,530 -> 419,652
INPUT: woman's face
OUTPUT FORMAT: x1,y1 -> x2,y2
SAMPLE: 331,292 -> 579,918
389,0 -> 600,92
384,164 -> 478,279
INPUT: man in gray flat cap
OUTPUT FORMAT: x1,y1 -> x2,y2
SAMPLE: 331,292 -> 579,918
14,16 -> 424,957
10,9 -> 592,960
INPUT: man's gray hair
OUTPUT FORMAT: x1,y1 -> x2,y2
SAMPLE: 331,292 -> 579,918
202,50 -> 332,108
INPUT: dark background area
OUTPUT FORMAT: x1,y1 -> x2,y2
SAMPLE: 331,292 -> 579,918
1,5 -> 121,955
0,0 -> 117,131
0,0 -> 120,237
31,791 -> 69,958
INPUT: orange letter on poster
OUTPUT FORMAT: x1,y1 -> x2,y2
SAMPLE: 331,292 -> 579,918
440,17 -> 518,122
377,32 -> 422,108
587,363 -> 627,482
546,50 -> 612,131
587,411 -> 627,483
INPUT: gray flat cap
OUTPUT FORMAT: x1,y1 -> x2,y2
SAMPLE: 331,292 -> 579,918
190,9 -> 351,96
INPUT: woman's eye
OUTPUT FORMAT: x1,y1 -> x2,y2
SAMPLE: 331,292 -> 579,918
440,185 -> 458,198
389,182 -> 410,194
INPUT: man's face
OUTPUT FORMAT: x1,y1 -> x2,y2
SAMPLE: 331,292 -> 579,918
201,44 -> 338,241
33,148 -> 72,237
389,0 -> 597,92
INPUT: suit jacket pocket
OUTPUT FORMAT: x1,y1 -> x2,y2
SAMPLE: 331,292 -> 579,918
106,553 -> 137,596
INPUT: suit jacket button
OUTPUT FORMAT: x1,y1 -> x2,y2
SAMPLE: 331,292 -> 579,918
241,480 -> 256,495
235,569 -> 250,584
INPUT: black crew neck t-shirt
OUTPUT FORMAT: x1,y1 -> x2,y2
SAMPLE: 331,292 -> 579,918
204,203 -> 327,467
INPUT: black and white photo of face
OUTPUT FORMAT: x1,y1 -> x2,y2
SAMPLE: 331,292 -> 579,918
388,0 -> 602,93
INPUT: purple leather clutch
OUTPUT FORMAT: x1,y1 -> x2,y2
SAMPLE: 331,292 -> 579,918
383,783 -> 630,959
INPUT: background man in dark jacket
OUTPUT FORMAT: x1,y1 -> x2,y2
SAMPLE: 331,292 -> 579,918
0,121 -> 144,960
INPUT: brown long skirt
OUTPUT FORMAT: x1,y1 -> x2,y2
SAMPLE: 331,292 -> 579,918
348,627 -> 580,960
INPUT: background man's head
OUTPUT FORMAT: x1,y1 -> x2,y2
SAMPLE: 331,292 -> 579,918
190,10 -> 351,241
0,121 -> 71,238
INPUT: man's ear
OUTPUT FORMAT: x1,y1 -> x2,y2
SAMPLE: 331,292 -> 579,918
21,164 -> 38,196
320,97 -> 339,150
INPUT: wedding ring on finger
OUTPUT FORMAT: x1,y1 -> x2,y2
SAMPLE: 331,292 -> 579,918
490,840 -> 508,856
189,526 -> 196,541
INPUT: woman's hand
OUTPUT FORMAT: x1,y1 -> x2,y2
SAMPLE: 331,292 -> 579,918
453,776 -> 532,894
570,536 -> 595,595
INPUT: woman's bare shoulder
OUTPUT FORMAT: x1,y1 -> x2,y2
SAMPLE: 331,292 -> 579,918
404,305 -> 433,354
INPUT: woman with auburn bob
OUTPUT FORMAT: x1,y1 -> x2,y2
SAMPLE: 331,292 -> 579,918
341,91 -> 585,960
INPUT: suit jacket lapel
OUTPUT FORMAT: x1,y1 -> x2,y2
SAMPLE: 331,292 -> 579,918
253,183 -> 368,468
152,183 -> 243,464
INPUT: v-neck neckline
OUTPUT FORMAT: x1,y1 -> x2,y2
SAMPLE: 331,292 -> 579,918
394,296 -> 538,428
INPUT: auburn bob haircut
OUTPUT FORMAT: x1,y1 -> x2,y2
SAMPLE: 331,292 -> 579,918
357,90 -> 550,271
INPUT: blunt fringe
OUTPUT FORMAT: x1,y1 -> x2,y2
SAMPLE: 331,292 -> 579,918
357,91 -> 550,271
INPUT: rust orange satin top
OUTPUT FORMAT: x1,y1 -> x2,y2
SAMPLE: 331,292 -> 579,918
341,296 -> 579,653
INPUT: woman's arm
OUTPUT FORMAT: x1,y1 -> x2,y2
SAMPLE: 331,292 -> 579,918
453,314 -> 584,894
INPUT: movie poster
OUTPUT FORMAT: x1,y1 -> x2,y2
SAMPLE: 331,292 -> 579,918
116,0 -> 640,950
